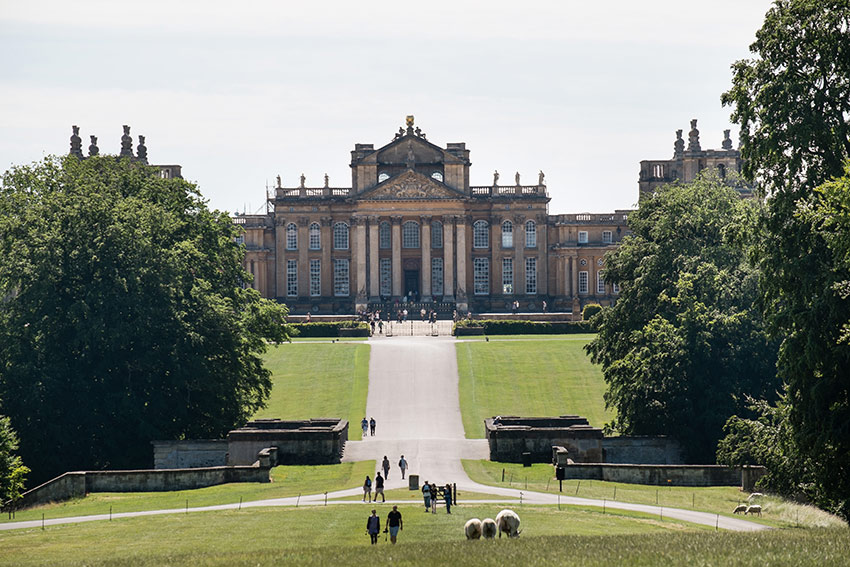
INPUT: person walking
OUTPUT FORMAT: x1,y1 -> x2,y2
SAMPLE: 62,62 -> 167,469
366,510 -> 381,545
542,300 -> 547,314
382,455 -> 391,479
444,483 -> 452,514
386,505 -> 403,544
398,455 -> 408,479
374,472 -> 385,502
422,480 -> 431,511
363,475 -> 372,502
360,417 -> 368,437
369,417 -> 376,436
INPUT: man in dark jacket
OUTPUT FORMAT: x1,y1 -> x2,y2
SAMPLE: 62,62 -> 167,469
366,510 -> 381,544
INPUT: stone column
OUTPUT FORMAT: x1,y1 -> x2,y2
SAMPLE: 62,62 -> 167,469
456,216 -> 468,305
539,216 -> 549,295
421,215 -> 432,301
490,215 -> 501,296
274,217 -> 286,298
443,216 -> 455,299
514,215 -> 526,297
368,216 -> 380,300
391,215 -> 402,297
570,255 -> 577,298
321,217 -> 333,298
353,216 -> 367,308
298,217 -> 309,299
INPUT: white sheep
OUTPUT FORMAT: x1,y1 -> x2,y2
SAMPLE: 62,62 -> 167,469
464,518 -> 482,540
481,518 -> 497,539
495,509 -> 521,538
733,504 -> 748,514
745,504 -> 762,517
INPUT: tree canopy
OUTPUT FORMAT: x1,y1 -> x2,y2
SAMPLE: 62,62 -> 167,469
585,174 -> 779,463
0,155 -> 289,484
0,416 -> 28,505
720,0 -> 850,519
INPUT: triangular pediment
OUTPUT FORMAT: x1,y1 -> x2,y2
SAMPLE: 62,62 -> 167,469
358,170 -> 466,200
354,134 -> 467,166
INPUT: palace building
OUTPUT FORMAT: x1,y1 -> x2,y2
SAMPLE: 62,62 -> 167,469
235,116 -> 632,317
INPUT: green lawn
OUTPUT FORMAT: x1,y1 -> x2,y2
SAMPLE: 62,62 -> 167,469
1,461 -> 374,524
254,342 -> 370,440
1,504 -> 847,567
462,460 -> 846,530
456,335 -> 612,437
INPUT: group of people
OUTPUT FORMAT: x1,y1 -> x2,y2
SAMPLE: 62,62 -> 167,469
421,480 -> 453,514
360,417 -> 377,437
362,455 -> 409,502
366,506 -> 403,544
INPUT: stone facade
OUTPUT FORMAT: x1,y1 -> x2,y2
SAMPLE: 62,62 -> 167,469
226,418 -> 348,466
236,117 -> 629,317
152,440 -> 228,469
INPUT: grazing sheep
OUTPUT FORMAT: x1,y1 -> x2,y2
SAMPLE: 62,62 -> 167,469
464,518 -> 482,540
747,492 -> 764,502
481,518 -> 498,539
733,504 -> 748,514
495,509 -> 522,538
745,505 -> 762,517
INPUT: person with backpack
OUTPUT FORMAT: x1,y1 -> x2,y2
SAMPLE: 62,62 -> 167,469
362,475 -> 372,502
374,472 -> 385,502
398,455 -> 408,479
422,480 -> 431,511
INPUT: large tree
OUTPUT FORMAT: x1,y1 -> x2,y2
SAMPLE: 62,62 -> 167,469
0,155 -> 289,484
721,0 -> 850,518
585,174 -> 779,463
0,415 -> 28,505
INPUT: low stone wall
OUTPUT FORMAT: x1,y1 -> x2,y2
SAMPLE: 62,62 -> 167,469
602,436 -> 683,465
14,466 -> 269,510
474,313 -> 575,322
561,463 -> 744,487
227,418 -> 348,465
153,440 -> 228,469
485,416 -> 604,463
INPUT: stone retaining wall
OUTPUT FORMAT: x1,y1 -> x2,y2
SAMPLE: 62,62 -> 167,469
227,418 -> 348,465
560,463 -> 746,487
153,440 -> 228,469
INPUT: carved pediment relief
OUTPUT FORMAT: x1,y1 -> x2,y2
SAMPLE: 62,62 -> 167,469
359,170 -> 463,200
377,137 -> 443,165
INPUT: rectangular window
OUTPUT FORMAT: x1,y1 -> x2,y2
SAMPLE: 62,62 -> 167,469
286,259 -> 297,297
473,257 -> 489,295
578,231 -> 589,244
612,282 -> 620,294
431,258 -> 444,296
309,259 -> 321,297
597,272 -> 606,294
502,257 -> 513,294
380,258 -> 392,296
578,271 -> 589,294
602,230 -> 613,244
333,259 -> 349,296
525,257 -> 537,294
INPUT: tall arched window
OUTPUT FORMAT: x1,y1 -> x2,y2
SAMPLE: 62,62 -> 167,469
431,220 -> 443,248
379,221 -> 391,249
525,220 -> 537,248
473,220 -> 489,248
286,223 -> 297,250
402,221 -> 420,249
501,220 -> 513,248
309,222 -> 320,250
333,222 -> 349,250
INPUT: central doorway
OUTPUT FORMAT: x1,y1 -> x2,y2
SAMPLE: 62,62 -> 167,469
404,270 -> 419,299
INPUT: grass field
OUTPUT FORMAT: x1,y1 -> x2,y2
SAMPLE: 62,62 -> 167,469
253,342 -> 370,439
462,460 -> 846,530
2,503 -> 848,567
456,335 -> 612,437
1,462 -> 374,524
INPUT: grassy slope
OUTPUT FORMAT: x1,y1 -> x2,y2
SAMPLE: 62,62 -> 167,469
456,335 -> 612,438
254,342 -> 370,440
1,462 -> 374,524
462,460 -> 846,530
2,505 -> 848,567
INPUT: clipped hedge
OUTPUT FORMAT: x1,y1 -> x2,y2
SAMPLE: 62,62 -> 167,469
452,319 -> 594,335
290,321 -> 370,338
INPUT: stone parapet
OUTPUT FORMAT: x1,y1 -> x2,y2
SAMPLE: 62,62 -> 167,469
559,463 -> 751,488
227,418 -> 348,466
485,416 -> 603,463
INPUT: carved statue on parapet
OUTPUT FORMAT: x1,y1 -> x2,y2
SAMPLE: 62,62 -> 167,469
88,135 -> 99,156
120,125 -> 134,157
394,127 -> 404,140
515,171 -> 521,186
687,119 -> 701,152
674,129 -> 685,157
324,173 -> 329,188
493,170 -> 499,187
69,125 -> 83,158
300,173 -> 306,188
538,170 -> 545,185
722,129 -> 733,150
136,135 -> 148,164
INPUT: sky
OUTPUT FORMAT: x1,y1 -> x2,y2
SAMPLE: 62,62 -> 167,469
0,0 -> 775,216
